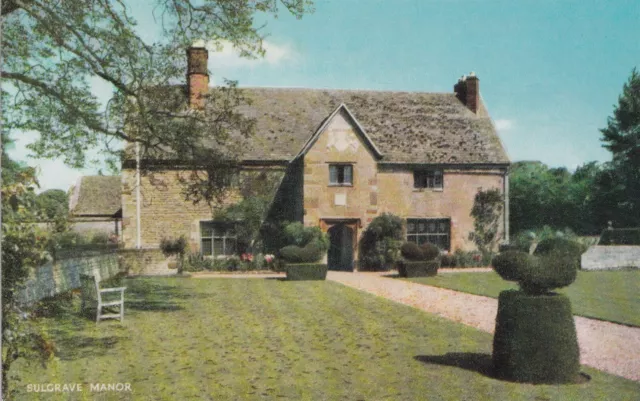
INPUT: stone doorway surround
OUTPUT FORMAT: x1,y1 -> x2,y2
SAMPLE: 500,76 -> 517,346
319,218 -> 361,271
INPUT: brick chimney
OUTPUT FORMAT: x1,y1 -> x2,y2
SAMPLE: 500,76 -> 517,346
187,46 -> 209,109
454,72 -> 479,114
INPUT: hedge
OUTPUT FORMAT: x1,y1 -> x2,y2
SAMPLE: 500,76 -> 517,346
493,290 -> 580,384
599,228 -> 640,245
397,260 -> 439,278
285,263 -> 328,281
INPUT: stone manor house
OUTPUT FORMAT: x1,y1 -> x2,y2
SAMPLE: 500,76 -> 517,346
118,46 -> 510,271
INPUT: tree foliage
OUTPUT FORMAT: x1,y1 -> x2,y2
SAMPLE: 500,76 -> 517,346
358,213 -> 404,271
1,1 -> 313,396
509,69 -> 640,235
509,161 -> 602,235
597,68 -> 640,228
1,141 -> 54,400
36,189 -> 69,220
2,0 -> 312,202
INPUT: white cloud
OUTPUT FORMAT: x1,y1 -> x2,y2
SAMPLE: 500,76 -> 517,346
494,119 -> 514,132
204,39 -> 296,69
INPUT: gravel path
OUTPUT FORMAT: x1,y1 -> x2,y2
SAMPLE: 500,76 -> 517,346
327,270 -> 640,382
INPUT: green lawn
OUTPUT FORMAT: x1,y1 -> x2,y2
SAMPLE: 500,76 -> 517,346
11,277 -> 640,400
406,270 -> 640,326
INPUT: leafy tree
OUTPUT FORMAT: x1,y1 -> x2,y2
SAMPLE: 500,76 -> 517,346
36,189 -> 68,220
597,68 -> 640,227
2,0 -> 312,203
469,188 -> 504,255
509,161 -> 603,236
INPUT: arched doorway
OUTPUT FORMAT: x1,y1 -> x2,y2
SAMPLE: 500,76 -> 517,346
327,223 -> 354,271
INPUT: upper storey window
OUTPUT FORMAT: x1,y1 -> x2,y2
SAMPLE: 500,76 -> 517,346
414,170 -> 443,190
329,164 -> 353,186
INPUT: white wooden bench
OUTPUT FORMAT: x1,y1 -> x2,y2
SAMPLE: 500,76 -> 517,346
80,269 -> 126,323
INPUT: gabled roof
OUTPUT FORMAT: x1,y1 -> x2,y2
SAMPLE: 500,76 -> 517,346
297,103 -> 384,160
227,88 -> 509,165
69,176 -> 121,217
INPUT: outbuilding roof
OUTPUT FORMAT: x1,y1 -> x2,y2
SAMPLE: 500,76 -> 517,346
69,176 -> 121,217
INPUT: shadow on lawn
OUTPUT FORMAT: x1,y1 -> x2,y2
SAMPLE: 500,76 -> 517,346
53,335 -> 126,361
414,353 -> 495,379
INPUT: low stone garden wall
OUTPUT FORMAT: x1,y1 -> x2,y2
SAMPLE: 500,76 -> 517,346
17,253 -> 122,306
581,246 -> 640,270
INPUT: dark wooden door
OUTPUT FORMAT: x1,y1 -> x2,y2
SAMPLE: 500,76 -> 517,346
328,224 -> 354,271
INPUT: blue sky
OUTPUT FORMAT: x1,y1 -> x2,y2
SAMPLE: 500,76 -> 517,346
9,0 -> 640,191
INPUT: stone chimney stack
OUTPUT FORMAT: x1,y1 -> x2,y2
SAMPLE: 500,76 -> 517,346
454,72 -> 480,114
187,46 -> 209,109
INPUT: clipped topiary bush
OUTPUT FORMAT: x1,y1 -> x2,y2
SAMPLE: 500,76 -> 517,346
398,260 -> 439,278
279,240 -> 325,263
400,242 -> 424,261
491,245 -> 581,383
421,243 -> 440,261
493,290 -> 580,383
285,263 -> 328,281
283,222 -> 329,249
491,248 -> 578,295
520,251 -> 577,295
279,225 -> 329,281
400,241 -> 440,262
492,251 -> 534,283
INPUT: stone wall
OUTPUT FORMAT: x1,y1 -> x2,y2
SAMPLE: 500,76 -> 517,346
301,108 -> 507,252
378,166 -> 506,251
303,109 -> 379,232
122,169 -> 237,250
17,253 -> 121,306
581,246 -> 640,270
118,248 -> 172,276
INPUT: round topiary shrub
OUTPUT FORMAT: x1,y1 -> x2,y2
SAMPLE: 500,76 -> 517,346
420,243 -> 440,261
400,242 -> 440,262
534,237 -> 585,267
519,251 -> 577,295
491,251 -> 534,283
400,242 -> 424,261
279,240 -> 325,263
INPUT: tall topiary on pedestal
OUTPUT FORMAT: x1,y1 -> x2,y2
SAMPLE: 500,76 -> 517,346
491,245 -> 581,384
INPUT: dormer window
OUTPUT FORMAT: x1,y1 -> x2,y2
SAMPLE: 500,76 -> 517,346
329,164 -> 353,186
414,170 -> 443,190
